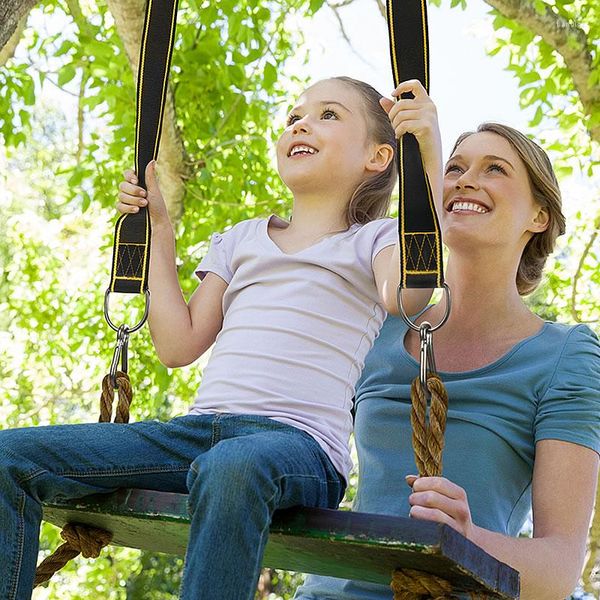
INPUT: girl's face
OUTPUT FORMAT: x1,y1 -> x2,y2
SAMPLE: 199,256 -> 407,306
276,80 -> 380,197
442,131 -> 548,253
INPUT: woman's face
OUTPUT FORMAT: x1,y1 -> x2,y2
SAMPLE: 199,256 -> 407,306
442,131 -> 548,253
275,79 -> 374,196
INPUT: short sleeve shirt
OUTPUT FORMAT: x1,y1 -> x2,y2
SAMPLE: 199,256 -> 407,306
295,313 -> 600,599
189,215 -> 397,479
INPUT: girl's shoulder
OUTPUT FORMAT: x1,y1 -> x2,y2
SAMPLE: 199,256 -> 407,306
211,216 -> 267,243
352,217 -> 397,253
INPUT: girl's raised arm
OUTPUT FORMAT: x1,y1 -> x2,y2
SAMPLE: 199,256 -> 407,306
117,162 -> 227,367
374,80 -> 441,316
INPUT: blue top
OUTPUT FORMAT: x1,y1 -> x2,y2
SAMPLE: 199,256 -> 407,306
295,315 -> 600,599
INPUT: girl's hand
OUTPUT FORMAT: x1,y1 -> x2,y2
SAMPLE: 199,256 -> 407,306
379,79 -> 442,173
406,475 -> 475,540
116,160 -> 170,227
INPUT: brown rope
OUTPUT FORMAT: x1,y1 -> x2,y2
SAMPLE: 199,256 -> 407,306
34,523 -> 113,586
391,568 -> 454,600
99,371 -> 133,424
392,372 -> 453,600
34,371 -> 132,588
410,373 -> 449,478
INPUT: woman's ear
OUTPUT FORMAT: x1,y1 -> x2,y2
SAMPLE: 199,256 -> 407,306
366,143 -> 394,174
529,205 -> 550,233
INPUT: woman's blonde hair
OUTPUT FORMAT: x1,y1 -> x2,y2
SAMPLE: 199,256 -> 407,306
451,123 -> 566,295
329,77 -> 397,225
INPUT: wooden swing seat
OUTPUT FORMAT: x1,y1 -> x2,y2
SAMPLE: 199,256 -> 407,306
43,489 -> 518,598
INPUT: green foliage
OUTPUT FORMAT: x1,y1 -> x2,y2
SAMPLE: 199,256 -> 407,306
431,0 -> 599,332
1,0 -> 324,597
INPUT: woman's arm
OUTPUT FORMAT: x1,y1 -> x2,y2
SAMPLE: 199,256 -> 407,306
407,440 -> 599,600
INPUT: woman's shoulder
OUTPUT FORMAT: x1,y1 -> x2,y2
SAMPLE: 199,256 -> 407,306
538,322 -> 600,358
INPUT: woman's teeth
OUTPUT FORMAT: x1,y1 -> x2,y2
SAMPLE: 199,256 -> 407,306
451,201 -> 488,214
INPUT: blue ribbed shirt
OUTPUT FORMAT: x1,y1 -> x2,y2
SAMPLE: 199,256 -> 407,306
296,314 -> 600,599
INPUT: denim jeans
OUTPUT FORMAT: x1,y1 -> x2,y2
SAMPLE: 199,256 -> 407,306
0,413 -> 345,600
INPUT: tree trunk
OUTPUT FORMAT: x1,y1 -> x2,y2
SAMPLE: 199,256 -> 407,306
0,0 -> 37,51
105,0 -> 188,225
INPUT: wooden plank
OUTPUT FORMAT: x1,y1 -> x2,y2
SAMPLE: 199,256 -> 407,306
42,489 -> 519,599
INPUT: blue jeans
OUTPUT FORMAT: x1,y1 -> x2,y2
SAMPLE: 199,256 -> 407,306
0,413 -> 345,600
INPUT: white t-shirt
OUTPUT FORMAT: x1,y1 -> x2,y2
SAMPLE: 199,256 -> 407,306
189,214 -> 397,479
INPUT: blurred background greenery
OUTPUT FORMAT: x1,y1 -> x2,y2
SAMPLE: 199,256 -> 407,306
1,0 -> 598,597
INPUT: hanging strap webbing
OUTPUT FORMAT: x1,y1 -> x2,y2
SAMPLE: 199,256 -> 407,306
386,0 -> 444,290
108,0 -> 179,295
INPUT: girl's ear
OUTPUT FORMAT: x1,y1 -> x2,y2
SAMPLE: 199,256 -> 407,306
529,205 -> 550,233
366,143 -> 394,174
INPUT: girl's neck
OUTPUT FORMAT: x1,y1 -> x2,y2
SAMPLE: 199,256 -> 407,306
286,192 -> 350,235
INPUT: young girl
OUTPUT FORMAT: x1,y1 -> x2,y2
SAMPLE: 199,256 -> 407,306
0,76 -> 439,600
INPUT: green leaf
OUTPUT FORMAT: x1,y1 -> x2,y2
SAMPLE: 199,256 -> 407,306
263,62 -> 278,90
309,0 -> 325,13
57,63 -> 77,86
530,105 -> 543,127
21,76 -> 36,105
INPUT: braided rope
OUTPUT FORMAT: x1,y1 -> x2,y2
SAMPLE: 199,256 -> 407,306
392,372 -> 453,600
410,374 -> 448,478
391,568 -> 454,600
100,371 -> 133,424
34,524 -> 113,586
33,371 -> 132,588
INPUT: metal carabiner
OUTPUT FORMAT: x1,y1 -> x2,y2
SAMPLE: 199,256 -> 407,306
109,325 -> 130,388
418,322 -> 436,402
397,283 -> 450,404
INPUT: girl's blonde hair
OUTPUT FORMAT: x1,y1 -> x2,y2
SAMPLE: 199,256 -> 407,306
329,77 -> 397,225
451,123 -> 566,296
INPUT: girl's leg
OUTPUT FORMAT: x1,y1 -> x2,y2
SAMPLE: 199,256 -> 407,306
0,415 -> 213,600
182,415 -> 344,600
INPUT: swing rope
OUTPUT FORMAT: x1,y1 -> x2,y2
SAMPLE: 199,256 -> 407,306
385,0 -> 464,596
34,372 -> 132,586
33,0 -> 178,586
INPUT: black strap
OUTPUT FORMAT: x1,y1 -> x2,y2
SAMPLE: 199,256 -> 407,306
108,0 -> 179,295
387,0 -> 444,289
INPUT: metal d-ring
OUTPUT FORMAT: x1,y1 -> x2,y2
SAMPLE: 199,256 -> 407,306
397,282 -> 451,333
103,288 -> 151,334
398,283 -> 451,402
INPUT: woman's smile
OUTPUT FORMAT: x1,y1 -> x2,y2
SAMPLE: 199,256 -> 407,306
446,196 -> 490,214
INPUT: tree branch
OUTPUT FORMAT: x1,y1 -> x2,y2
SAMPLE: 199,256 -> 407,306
570,212 -> 600,323
483,0 -> 600,144
0,13 -> 27,67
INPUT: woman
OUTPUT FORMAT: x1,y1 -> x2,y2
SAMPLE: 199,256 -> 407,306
295,95 -> 600,599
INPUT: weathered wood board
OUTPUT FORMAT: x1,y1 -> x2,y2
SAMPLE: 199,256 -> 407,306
43,489 -> 519,598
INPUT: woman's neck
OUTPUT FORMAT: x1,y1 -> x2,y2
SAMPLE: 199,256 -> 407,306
432,250 -> 539,337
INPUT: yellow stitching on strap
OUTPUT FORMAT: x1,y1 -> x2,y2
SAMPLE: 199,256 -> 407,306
135,0 -> 153,178
420,0 -> 428,91
387,1 -> 400,86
